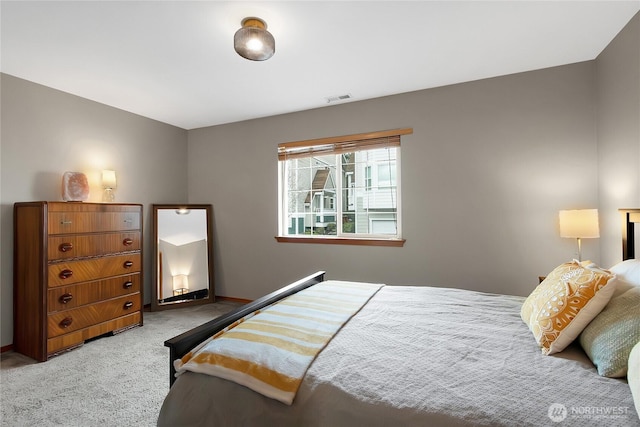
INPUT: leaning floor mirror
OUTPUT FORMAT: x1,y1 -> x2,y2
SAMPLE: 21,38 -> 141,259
151,204 -> 214,311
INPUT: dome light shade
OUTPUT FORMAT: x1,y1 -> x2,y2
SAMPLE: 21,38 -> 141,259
234,17 -> 275,61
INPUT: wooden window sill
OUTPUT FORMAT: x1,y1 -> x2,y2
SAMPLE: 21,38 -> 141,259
275,236 -> 405,247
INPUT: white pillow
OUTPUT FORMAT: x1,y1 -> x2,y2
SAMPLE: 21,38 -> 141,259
610,259 -> 640,298
628,341 -> 640,421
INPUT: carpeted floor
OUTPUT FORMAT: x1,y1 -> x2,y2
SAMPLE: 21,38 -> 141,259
0,301 -> 240,427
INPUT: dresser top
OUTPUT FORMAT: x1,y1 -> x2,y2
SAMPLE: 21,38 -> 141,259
15,201 -> 142,212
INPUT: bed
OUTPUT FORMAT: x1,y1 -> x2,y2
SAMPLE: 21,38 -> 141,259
158,209 -> 640,426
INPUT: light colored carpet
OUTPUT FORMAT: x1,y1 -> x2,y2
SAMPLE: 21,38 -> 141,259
0,301 -> 240,427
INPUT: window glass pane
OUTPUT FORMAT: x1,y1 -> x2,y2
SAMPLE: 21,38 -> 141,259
371,218 -> 398,234
341,210 -> 356,234
339,149 -> 397,236
280,144 -> 400,239
284,154 -> 336,236
377,162 -> 396,187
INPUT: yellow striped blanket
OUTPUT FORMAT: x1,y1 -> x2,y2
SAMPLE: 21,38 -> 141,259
174,280 -> 383,405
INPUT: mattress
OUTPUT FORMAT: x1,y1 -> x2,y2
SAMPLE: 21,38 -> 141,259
158,285 -> 638,426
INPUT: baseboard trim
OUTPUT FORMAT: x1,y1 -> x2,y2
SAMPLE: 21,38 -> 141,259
217,296 -> 252,305
1,344 -> 14,354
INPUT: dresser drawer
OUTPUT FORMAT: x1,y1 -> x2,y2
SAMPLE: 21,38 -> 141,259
48,274 -> 141,313
47,293 -> 141,338
47,312 -> 142,356
48,211 -> 140,235
48,231 -> 141,261
48,254 -> 141,287
48,232 -> 141,261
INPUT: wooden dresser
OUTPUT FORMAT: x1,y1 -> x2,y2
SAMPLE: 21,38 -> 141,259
13,202 -> 143,361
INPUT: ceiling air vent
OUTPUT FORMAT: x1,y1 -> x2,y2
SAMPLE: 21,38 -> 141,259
325,93 -> 353,103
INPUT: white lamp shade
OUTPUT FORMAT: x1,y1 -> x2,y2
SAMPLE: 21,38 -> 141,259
172,274 -> 189,290
559,209 -> 599,238
102,170 -> 117,189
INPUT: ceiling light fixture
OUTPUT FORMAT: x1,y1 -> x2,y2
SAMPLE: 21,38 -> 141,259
234,17 -> 275,61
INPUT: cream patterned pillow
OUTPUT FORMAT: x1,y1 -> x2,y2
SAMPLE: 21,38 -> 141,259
521,260 -> 617,355
579,287 -> 640,377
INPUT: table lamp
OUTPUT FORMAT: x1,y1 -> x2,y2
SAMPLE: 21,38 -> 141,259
559,209 -> 599,261
102,170 -> 117,202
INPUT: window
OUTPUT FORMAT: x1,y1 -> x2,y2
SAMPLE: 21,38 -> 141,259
377,162 -> 395,188
277,128 -> 412,246
365,166 -> 372,190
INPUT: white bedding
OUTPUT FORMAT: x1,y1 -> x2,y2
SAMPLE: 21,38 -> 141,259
158,285 -> 638,426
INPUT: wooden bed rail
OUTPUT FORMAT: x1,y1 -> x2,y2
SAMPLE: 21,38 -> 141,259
164,271 -> 326,386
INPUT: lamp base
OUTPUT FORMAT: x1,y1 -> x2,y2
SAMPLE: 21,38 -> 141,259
103,188 -> 115,203
576,237 -> 583,262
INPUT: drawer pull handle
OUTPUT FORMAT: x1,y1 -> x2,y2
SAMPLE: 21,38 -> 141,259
124,219 -> 133,223
60,220 -> 73,225
59,317 -> 73,328
59,293 -> 73,304
123,301 -> 134,310
59,269 -> 73,279
123,281 -> 133,289
59,243 -> 74,252
122,238 -> 134,246
123,261 -> 134,269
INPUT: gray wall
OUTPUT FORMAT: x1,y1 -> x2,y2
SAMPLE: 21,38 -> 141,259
188,14 -> 639,302
0,74 -> 188,347
189,61 -> 599,300
597,13 -> 640,268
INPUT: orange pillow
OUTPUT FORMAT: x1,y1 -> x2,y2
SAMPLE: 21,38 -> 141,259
521,260 -> 617,355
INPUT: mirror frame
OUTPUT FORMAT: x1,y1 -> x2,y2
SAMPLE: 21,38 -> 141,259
151,204 -> 215,311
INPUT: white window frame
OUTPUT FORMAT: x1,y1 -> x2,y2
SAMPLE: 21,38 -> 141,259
276,128 -> 411,247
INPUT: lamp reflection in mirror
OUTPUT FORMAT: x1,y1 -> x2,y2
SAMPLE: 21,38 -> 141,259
172,274 -> 189,296
559,209 -> 599,262
102,170 -> 117,202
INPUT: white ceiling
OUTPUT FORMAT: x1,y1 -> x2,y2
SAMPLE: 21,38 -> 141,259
2,1 -> 639,130
157,208 -> 208,246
